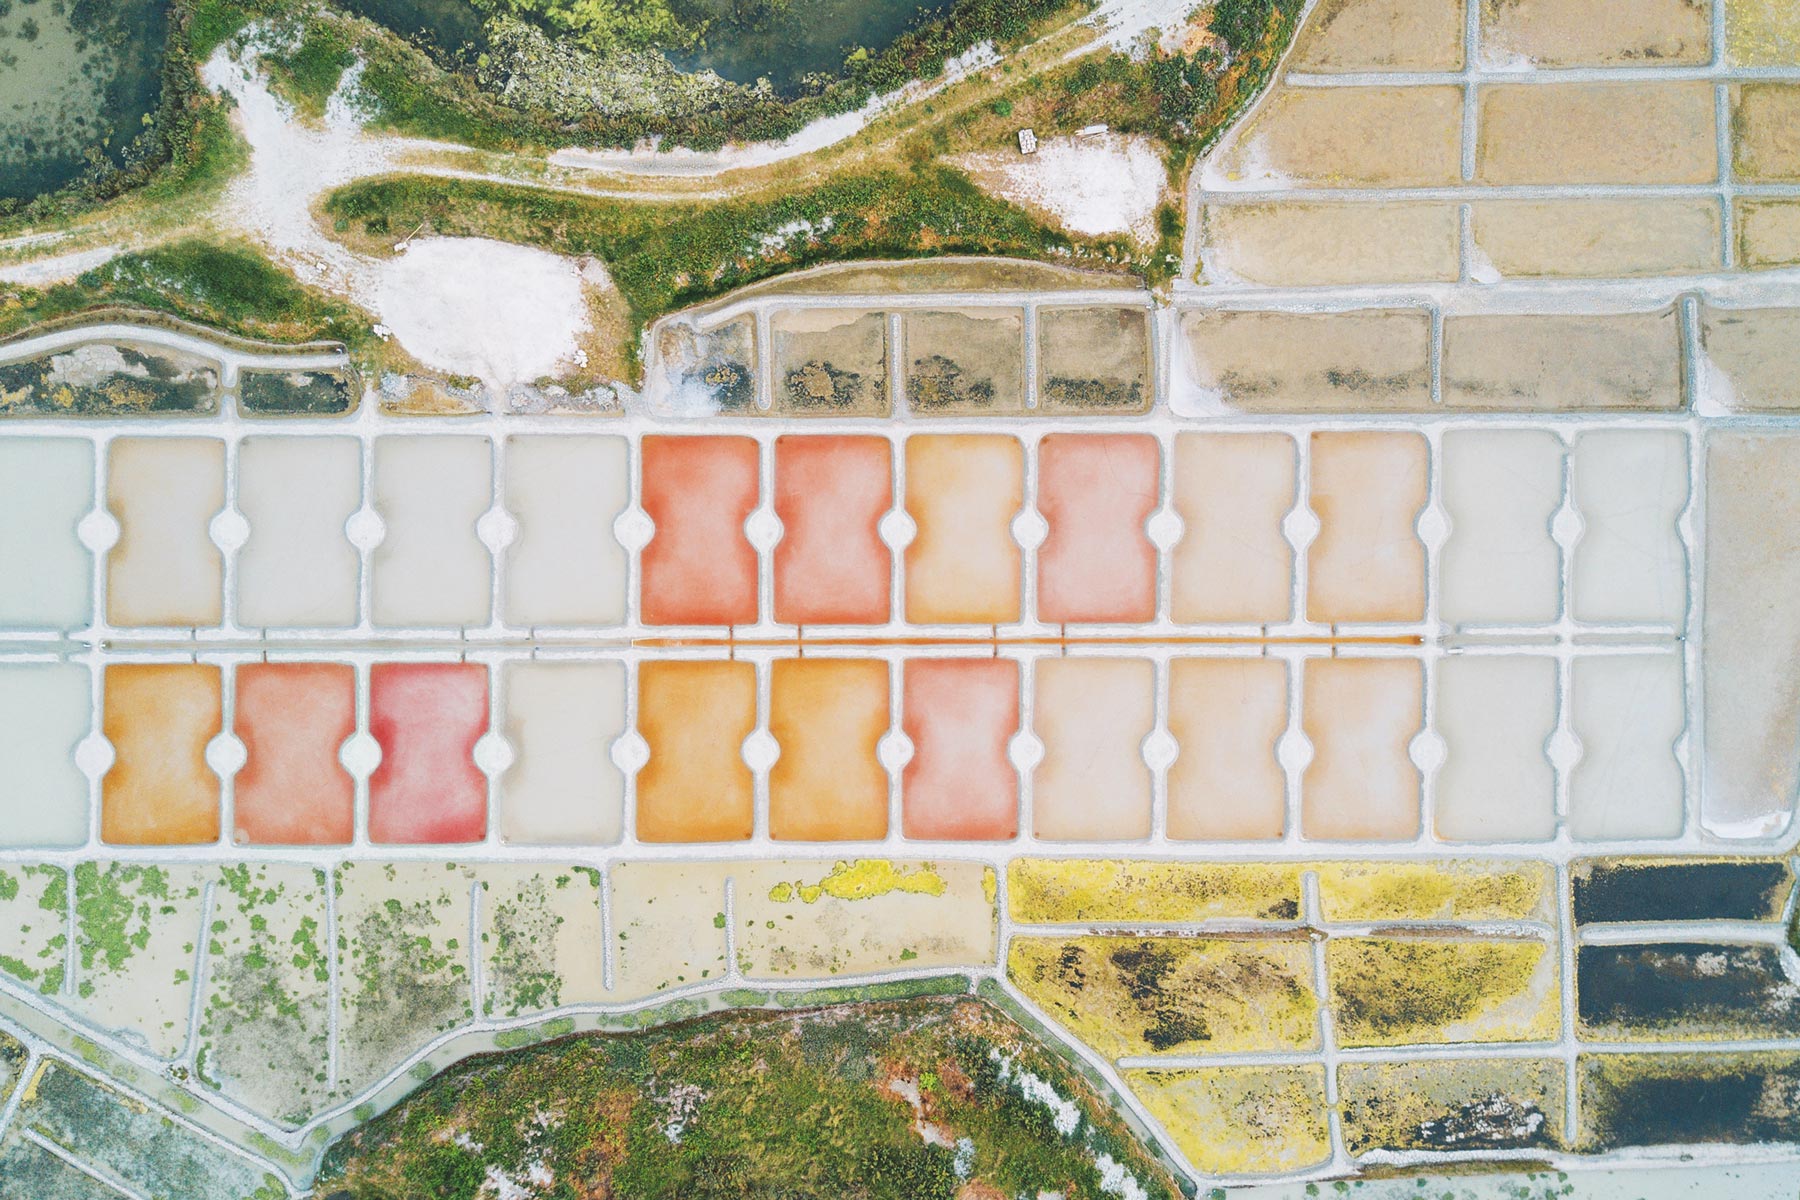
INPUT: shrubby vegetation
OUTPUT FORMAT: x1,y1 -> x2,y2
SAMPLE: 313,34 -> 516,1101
473,0 -> 686,53
318,997 -> 1182,1200
326,166 -> 1123,333
0,239 -> 375,345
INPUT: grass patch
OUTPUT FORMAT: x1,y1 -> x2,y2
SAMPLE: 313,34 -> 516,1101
353,29 -> 552,148
186,0 -> 260,57
263,18 -> 359,117
0,239 -> 374,347
326,166 -> 1127,351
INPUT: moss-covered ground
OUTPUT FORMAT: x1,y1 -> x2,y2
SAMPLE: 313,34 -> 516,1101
316,994 -> 1183,1200
0,239 -> 379,349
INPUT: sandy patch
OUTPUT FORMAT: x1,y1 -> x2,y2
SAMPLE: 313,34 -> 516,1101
0,245 -> 123,286
953,133 -> 1166,243
199,41 -> 602,390
202,45 -> 399,294
376,238 -> 590,387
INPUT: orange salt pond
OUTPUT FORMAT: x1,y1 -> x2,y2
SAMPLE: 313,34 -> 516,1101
640,435 -> 760,626
1036,433 -> 1159,624
904,434 -> 1023,625
768,657 -> 889,840
368,663 -> 489,844
232,662 -> 355,845
101,663 -> 221,845
773,435 -> 892,626
901,658 -> 1019,840
635,659 -> 755,842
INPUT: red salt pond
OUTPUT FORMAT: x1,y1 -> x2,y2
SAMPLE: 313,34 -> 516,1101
368,662 -> 489,844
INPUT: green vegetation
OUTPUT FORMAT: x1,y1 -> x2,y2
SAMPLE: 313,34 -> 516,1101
1212,0 -> 1285,57
476,0 -> 684,53
210,0 -> 1085,158
0,239 -> 374,348
385,0 -> 1081,153
326,167 -> 1104,337
318,995 -> 1183,1200
262,19 -> 359,116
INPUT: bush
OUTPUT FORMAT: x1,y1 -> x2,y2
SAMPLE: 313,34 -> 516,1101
1211,0 -> 1276,54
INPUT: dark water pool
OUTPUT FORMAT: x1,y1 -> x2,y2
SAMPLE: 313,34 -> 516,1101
671,0 -> 956,95
333,0 -> 486,57
0,0 -> 170,204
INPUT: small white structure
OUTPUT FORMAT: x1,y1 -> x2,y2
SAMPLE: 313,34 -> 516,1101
1076,122 -> 1109,139
1017,128 -> 1038,155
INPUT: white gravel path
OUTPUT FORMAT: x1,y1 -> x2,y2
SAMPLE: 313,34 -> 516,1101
202,43 -> 592,389
956,133 -> 1167,242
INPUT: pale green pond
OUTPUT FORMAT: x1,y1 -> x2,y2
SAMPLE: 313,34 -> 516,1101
0,0 -> 169,204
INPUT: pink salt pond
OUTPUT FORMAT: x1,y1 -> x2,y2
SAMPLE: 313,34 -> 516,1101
368,662 -> 489,844
233,662 -> 355,845
901,658 -> 1020,840
1036,433 -> 1160,624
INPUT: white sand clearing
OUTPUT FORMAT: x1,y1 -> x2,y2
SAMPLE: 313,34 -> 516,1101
201,41 -> 594,389
955,133 -> 1166,243
376,238 -> 589,388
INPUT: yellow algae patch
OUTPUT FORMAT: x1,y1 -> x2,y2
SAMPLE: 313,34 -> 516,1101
1327,938 -> 1558,1047
1727,0 -> 1800,66
1313,860 -> 1552,923
1340,1057 -> 1566,1154
1127,1065 -> 1331,1175
735,860 -> 994,978
1008,936 -> 1318,1058
19,1059 -> 48,1106
1007,859 -> 1302,924
1737,199 -> 1800,269
1734,84 -> 1800,182
765,859 -> 948,904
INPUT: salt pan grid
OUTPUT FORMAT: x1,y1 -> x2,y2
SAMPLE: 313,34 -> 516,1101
0,413 -> 1732,857
8,0 -> 1800,1189
3,292 -> 1796,1189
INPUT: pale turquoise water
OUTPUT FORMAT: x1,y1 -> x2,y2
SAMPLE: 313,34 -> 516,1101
0,0 -> 169,203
